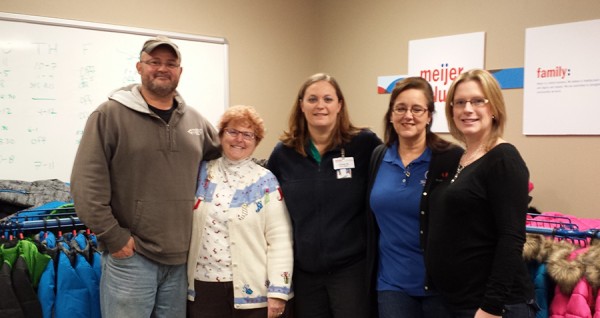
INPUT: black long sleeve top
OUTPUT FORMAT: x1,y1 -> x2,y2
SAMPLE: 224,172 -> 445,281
425,143 -> 535,316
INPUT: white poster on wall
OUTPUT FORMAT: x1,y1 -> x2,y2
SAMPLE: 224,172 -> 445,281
523,19 -> 600,135
408,32 -> 485,133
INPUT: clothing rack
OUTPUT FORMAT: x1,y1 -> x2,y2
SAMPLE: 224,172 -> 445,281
525,213 -> 600,245
526,226 -> 600,240
0,206 -> 86,238
0,207 -> 101,318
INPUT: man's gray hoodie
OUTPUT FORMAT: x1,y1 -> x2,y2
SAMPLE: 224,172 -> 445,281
71,84 -> 220,265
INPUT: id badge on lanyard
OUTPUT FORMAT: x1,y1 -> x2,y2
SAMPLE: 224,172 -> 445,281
333,148 -> 355,179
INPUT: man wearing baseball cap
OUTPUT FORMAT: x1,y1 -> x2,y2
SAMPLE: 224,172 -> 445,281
71,35 -> 221,317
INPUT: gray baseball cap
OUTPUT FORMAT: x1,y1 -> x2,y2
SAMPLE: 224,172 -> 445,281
140,36 -> 181,61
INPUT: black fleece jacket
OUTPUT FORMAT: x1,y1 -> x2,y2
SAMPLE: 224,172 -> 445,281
267,129 -> 381,273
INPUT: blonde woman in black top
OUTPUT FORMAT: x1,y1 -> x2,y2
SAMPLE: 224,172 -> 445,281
425,69 -> 537,318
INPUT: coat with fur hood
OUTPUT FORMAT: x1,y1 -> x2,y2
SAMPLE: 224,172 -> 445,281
523,234 -> 556,318
543,239 -> 600,318
582,242 -> 600,318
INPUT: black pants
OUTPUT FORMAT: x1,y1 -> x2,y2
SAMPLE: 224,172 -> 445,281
293,259 -> 369,318
451,301 -> 539,318
187,280 -> 293,318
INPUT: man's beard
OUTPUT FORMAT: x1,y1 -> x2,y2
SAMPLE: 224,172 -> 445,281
144,77 -> 179,97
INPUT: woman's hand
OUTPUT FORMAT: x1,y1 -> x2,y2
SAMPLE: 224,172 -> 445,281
267,298 -> 286,318
474,308 -> 501,318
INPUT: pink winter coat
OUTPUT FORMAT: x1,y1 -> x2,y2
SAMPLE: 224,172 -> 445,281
548,245 -> 593,318
549,278 -> 593,318
594,292 -> 600,318
584,244 -> 600,318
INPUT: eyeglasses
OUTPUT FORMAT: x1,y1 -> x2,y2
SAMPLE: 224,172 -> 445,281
141,59 -> 180,69
224,128 -> 256,141
451,98 -> 489,108
392,106 -> 428,117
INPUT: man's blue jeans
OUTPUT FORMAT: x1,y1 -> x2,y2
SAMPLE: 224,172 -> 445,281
100,252 -> 187,318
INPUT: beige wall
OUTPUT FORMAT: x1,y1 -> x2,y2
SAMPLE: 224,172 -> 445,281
2,0 -> 599,218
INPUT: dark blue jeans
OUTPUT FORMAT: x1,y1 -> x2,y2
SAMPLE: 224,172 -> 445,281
378,290 -> 452,318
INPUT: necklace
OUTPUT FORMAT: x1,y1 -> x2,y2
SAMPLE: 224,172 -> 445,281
450,164 -> 464,183
450,145 -> 486,183
399,145 -> 424,179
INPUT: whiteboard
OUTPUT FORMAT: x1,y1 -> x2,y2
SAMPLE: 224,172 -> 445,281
0,12 -> 229,182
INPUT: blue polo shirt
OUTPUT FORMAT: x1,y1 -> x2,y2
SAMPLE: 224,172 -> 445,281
369,143 -> 431,295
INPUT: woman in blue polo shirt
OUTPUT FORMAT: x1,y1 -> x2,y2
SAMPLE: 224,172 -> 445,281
366,77 -> 462,318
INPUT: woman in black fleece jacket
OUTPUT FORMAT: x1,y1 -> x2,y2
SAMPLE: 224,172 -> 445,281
268,73 -> 381,318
